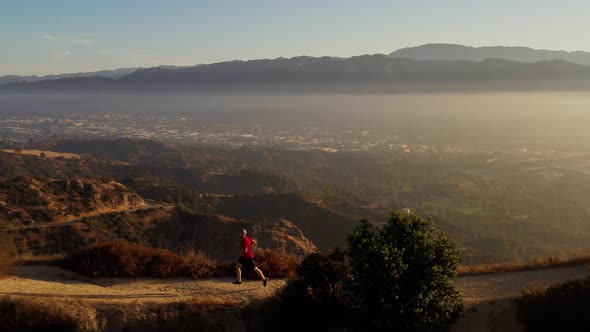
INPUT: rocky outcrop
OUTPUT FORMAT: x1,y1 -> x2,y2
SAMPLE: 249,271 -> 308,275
195,216 -> 317,261
251,219 -> 318,257
149,213 -> 318,261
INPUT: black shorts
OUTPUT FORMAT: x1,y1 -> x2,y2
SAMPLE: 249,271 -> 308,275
238,256 -> 256,269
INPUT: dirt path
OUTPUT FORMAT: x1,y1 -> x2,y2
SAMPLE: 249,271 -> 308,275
1,264 -> 588,332
1,264 -> 587,306
34,200 -> 173,229
456,264 -> 590,304
0,266 -> 283,306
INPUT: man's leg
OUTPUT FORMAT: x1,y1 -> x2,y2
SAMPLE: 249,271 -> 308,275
253,267 -> 269,287
253,267 -> 265,280
235,263 -> 242,283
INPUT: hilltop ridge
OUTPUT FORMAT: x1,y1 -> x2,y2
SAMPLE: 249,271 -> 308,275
391,43 -> 590,65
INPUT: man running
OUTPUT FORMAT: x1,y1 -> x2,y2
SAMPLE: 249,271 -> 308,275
233,229 -> 269,286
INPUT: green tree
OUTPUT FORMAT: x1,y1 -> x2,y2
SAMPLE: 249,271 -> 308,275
347,211 -> 463,331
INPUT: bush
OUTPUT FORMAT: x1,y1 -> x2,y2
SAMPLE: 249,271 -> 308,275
254,249 -> 301,279
64,242 -> 219,279
183,250 -> 218,279
65,242 -> 183,278
517,277 -> 590,332
347,212 -> 463,331
73,242 -> 131,277
262,212 -> 463,331
147,250 -> 186,278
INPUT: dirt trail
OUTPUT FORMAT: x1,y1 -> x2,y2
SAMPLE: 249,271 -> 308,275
0,264 -> 588,332
34,200 -> 173,229
0,266 -> 282,305
2,264 -> 587,305
456,264 -> 590,304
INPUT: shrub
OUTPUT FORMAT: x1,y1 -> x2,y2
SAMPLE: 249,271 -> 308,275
183,250 -> 218,279
147,250 -> 186,278
254,249 -> 301,279
65,241 -> 183,278
347,212 -> 463,331
517,277 -> 590,332
64,242 -> 219,279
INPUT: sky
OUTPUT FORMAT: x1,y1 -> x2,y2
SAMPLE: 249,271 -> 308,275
2,0 -> 590,75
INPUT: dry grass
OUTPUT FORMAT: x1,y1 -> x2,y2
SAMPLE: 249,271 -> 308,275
185,295 -> 238,307
0,296 -> 252,331
62,241 -> 302,280
458,253 -> 590,276
0,234 -> 15,277
255,249 -> 301,278
15,253 -> 65,266
1,149 -> 80,159
65,241 -> 185,278
64,242 -> 221,278
0,297 -> 78,331
0,255 -> 12,277
183,249 -> 219,278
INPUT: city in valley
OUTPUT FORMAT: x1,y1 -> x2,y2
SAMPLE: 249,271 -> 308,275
3,2 -> 590,330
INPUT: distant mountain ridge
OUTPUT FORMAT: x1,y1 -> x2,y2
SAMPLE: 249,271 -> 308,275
0,67 -> 141,85
391,43 -> 590,65
3,44 -> 590,93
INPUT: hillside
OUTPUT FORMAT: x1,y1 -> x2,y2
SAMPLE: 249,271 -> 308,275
6,206 -> 317,259
0,177 -> 144,224
213,193 -> 358,251
0,145 -> 321,257
5,138 -> 590,263
0,141 -> 346,257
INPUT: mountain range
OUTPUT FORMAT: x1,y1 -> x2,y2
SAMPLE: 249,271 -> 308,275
0,67 -> 140,85
391,43 -> 590,65
3,44 -> 590,92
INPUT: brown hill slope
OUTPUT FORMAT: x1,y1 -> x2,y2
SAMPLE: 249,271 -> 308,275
8,206 -> 317,259
0,177 -> 144,224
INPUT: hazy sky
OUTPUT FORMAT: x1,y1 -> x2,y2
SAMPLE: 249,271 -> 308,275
2,0 -> 590,75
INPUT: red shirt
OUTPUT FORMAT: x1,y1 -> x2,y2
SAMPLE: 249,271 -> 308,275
241,236 -> 255,259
